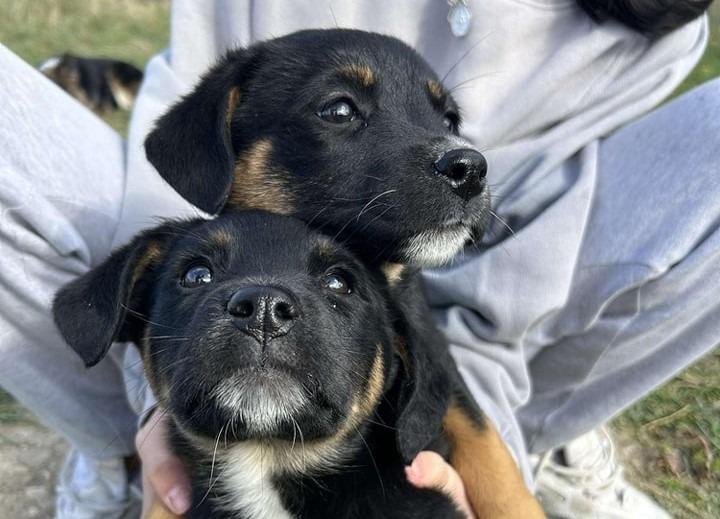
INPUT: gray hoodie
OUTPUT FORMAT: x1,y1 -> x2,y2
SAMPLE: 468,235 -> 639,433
118,0 -> 709,484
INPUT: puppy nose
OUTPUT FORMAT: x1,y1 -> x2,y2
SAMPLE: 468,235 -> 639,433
227,286 -> 299,341
433,148 -> 487,201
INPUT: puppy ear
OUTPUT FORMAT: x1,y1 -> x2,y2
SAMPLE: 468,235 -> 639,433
394,324 -> 454,464
144,49 -> 256,215
52,225 -> 174,367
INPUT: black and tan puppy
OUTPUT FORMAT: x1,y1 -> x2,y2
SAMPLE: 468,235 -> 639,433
145,29 -> 489,267
54,211 -> 466,518
39,53 -> 142,113
144,29 -> 543,518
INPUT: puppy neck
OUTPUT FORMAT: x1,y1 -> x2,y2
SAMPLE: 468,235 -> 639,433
215,435 -> 365,519
216,441 -> 294,519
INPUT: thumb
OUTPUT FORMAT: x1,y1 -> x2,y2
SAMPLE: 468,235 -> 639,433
406,451 -> 476,519
136,409 -> 192,516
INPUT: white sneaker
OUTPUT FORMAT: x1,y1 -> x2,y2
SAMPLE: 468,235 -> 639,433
532,427 -> 671,519
55,449 -> 141,519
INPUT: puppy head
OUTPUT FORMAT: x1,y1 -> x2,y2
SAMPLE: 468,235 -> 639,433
53,211 -> 449,462
145,29 -> 490,268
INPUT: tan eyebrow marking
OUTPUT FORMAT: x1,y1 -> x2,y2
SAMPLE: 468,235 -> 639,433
211,229 -> 233,248
338,64 -> 376,88
426,80 -> 447,103
225,86 -> 241,128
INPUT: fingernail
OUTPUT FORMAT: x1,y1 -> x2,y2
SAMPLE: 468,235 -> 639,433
166,486 -> 191,514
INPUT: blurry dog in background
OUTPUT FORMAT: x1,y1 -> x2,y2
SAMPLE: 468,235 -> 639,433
39,53 -> 142,113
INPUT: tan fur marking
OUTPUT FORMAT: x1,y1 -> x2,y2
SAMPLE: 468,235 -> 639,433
426,80 -> 445,103
393,336 -> 410,373
302,346 -> 384,457
355,347 -> 385,419
211,229 -> 233,248
339,64 -> 375,87
106,72 -> 140,111
226,86 -> 241,128
130,242 -> 162,289
229,139 -> 294,214
315,238 -> 336,258
334,346 -> 385,440
381,262 -> 405,286
444,401 -> 546,519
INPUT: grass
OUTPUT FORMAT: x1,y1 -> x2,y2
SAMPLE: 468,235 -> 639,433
676,3 -> 720,95
1,2 -> 719,517
0,0 -> 169,133
612,351 -> 720,519
0,390 -> 31,425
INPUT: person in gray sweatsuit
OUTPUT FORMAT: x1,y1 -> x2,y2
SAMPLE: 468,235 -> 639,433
1,1 -> 718,518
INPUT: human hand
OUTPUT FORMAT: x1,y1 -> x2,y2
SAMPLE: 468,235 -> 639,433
134,413 -> 476,518
406,451 -> 477,519
136,409 -> 192,518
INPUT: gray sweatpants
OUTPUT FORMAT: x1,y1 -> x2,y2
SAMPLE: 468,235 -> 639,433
1,39 -> 719,488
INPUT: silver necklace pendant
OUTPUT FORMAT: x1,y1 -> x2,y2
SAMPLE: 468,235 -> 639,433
447,0 -> 472,38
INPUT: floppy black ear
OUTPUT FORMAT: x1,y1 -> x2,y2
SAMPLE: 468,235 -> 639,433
144,49 -> 256,215
52,226 -> 173,367
395,338 -> 453,464
393,288 -> 454,464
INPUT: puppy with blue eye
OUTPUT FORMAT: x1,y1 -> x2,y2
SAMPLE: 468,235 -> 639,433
53,211 -> 469,519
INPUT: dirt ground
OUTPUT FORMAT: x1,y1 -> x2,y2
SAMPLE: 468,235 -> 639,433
0,417 -> 66,519
0,408 -> 673,519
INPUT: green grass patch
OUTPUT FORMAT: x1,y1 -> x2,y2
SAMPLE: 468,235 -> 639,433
0,389 -> 31,425
612,351 -> 720,519
0,0 -> 169,133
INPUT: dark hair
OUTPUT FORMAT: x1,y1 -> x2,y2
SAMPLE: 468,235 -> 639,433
576,0 -> 713,37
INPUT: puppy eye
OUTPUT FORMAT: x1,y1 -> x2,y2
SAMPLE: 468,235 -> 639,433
181,265 -> 213,287
321,272 -> 352,294
443,112 -> 459,132
318,99 -> 359,124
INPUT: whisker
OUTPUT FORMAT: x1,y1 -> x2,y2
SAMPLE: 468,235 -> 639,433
441,31 -> 495,84
120,304 -> 179,330
198,424 -> 226,507
448,70 -> 502,92
489,209 -> 515,237
328,2 -> 339,27
356,189 -> 397,221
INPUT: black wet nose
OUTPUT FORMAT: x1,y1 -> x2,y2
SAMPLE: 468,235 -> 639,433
227,286 -> 299,341
433,148 -> 487,201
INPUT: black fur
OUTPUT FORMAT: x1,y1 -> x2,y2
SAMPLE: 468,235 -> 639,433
141,25 -> 491,455
576,0 -> 713,37
53,211 -> 463,519
56,29 -> 537,517
145,29 -> 490,267
139,29 -> 500,512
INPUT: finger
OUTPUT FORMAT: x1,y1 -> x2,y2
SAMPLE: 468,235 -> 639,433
135,410 -> 192,515
406,451 -> 477,519
139,468 -> 158,518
